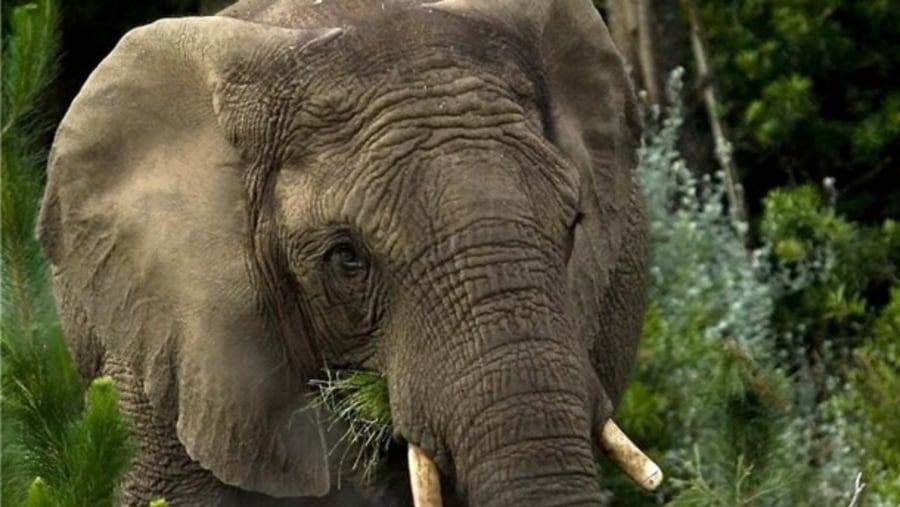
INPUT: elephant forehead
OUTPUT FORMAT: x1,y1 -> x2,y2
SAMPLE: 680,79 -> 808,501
329,141 -> 578,260
264,6 -> 579,256
220,3 -> 545,144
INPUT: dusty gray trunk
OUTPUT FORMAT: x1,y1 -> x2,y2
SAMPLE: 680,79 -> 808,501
443,335 -> 604,507
389,168 -> 608,505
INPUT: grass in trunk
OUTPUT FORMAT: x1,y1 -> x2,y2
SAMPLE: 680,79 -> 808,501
310,369 -> 393,483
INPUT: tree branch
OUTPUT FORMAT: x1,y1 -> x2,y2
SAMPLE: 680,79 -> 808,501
636,0 -> 660,104
684,0 -> 748,232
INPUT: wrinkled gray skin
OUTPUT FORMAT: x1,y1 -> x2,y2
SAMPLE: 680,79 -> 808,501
38,0 -> 647,505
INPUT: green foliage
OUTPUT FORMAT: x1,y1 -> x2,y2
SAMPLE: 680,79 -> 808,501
7,378 -> 136,507
310,369 -> 393,482
760,183 -> 898,358
2,1 -> 137,505
608,71 -> 898,506
1,0 -> 59,339
697,0 -> 900,221
2,1 -> 58,141
622,73 -> 801,506
831,290 -> 900,504
26,478 -> 51,507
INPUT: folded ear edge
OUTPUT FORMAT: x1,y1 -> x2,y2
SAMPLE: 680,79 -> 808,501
40,14 -> 343,499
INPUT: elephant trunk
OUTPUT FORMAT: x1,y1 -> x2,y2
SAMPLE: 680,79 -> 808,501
462,421 -> 604,507
401,318 -> 662,506
390,203 -> 642,505
443,336 -> 606,507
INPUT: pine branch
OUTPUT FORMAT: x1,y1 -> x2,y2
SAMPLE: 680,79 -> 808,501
2,2 -> 136,505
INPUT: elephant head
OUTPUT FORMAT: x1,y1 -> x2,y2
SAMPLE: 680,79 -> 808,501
38,0 -> 660,505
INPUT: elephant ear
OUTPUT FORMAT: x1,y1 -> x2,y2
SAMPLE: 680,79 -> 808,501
38,16 -> 342,497
427,0 -> 645,405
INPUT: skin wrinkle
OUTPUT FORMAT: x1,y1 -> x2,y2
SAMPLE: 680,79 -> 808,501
453,338 -> 578,401
342,84 -> 571,233
474,436 -> 595,487
262,22 -> 584,480
399,240 -> 556,339
252,212 -> 318,371
417,266 -> 503,323
459,400 -> 594,499
400,215 -> 556,271
351,135 -> 548,239
297,244 -> 382,363
296,26 -> 562,235
464,286 -> 544,318
463,277 -> 567,320
467,432 -> 594,476
350,129 -> 430,184
243,67 -> 351,375
355,96 -> 526,151
474,433 -> 590,477
286,16 -> 545,157
106,357 -> 220,504
404,241 -> 572,366
384,229 -> 572,464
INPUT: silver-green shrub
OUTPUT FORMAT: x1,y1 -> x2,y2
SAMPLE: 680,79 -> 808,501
609,69 -> 869,506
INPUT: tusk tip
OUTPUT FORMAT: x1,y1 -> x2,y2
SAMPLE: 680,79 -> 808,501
641,465 -> 664,490
598,419 -> 665,491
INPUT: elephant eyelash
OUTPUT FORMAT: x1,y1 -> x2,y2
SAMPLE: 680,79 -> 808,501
284,226 -> 366,269
320,229 -> 369,259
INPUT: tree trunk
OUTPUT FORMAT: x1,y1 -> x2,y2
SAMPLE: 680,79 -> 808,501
604,0 -> 717,176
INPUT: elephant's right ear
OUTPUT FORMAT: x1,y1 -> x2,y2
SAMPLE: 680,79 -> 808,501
38,17 -> 341,497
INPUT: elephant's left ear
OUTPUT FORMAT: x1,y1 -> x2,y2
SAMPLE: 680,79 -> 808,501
38,16 -> 342,497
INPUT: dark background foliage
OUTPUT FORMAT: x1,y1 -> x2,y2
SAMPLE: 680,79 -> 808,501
697,0 -> 900,224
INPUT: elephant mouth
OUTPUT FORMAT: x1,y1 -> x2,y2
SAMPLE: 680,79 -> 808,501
310,369 -> 663,505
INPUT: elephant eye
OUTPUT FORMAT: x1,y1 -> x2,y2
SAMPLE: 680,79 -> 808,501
325,241 -> 368,278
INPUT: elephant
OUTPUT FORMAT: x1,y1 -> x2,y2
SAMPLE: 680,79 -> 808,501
37,0 -> 661,505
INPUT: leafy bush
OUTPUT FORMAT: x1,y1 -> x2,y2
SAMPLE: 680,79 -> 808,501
761,185 -> 898,355
830,290 -> 900,505
697,0 -> 900,222
608,70 -> 898,506
611,70 -> 803,506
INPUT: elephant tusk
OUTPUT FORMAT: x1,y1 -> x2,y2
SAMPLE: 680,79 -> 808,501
598,419 -> 664,491
408,443 -> 443,507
